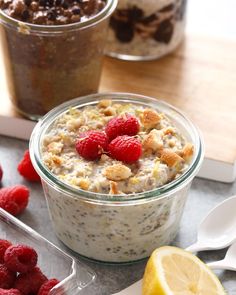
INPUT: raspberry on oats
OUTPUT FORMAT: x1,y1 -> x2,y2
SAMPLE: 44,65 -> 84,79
4,245 -> 38,273
17,150 -> 41,182
14,267 -> 48,295
108,135 -> 142,163
75,130 -> 108,161
105,114 -> 140,141
0,185 -> 29,216
38,279 -> 60,295
0,239 -> 12,263
0,264 -> 16,289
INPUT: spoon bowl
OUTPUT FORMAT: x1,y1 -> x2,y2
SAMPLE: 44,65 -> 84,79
186,195 -> 236,252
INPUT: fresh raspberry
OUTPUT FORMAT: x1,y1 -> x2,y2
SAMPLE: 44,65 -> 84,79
17,150 -> 40,182
14,267 -> 47,295
0,185 -> 29,216
0,264 -> 16,289
75,130 -> 108,161
0,239 -> 12,263
38,279 -> 60,295
105,114 -> 140,141
0,164 -> 3,182
4,245 -> 38,273
0,289 -> 22,295
108,135 -> 142,163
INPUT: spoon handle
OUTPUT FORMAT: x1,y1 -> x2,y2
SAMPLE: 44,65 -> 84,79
207,260 -> 236,271
185,242 -> 209,253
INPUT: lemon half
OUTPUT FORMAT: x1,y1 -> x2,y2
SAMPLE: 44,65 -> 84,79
142,246 -> 226,295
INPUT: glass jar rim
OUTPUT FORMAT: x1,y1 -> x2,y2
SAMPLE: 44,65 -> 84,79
30,92 -> 204,204
0,0 -> 117,34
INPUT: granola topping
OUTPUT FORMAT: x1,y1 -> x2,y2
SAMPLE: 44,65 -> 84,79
41,100 -> 194,195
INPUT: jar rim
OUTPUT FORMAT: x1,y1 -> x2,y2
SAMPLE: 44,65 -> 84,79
0,0 -> 117,34
30,92 -> 204,204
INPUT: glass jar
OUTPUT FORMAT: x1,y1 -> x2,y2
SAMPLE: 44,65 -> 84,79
0,0 -> 117,120
106,0 -> 187,60
30,93 -> 204,263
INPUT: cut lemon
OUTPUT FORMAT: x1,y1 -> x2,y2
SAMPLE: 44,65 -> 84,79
142,246 -> 226,295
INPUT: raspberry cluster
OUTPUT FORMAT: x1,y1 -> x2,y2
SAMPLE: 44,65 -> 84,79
0,240 -> 59,295
0,149 -> 41,216
76,114 -> 142,163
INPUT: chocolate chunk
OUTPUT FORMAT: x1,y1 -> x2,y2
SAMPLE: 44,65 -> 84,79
21,8 -> 30,19
39,0 -> 46,6
72,7 -> 80,14
61,0 -> 68,8
115,22 -> 134,43
153,19 -> 174,44
55,0 -> 61,5
129,6 -> 143,22
47,0 -> 54,7
159,3 -> 175,12
24,0 -> 31,6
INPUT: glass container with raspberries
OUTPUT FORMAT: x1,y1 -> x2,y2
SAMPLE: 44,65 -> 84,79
0,0 -> 117,120
30,92 -> 204,263
106,0 -> 187,60
0,208 -> 95,294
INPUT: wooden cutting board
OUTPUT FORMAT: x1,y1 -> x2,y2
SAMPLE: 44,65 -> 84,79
0,34 -> 236,182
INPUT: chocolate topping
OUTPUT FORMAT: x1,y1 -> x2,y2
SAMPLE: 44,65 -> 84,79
0,0 -> 106,25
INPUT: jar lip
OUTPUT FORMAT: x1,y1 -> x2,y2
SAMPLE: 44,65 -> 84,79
0,0 -> 117,33
30,92 -> 204,204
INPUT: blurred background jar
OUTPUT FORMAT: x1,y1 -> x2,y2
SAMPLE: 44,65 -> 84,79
0,0 -> 117,120
106,0 -> 187,60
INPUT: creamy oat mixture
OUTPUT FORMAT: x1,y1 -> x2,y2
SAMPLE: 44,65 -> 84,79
41,100 -> 193,195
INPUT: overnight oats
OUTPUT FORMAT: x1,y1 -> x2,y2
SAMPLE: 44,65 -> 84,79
0,0 -> 117,119
30,93 -> 203,262
106,0 -> 187,60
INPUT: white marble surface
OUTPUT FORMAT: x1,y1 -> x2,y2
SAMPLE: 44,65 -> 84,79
0,135 -> 236,294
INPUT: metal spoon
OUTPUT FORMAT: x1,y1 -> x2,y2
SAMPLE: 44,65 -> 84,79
186,195 -> 236,252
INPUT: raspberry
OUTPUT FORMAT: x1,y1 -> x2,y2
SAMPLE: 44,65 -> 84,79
4,245 -> 38,273
0,239 -> 12,263
0,289 -> 22,295
105,114 -> 140,141
75,130 -> 108,161
108,135 -> 142,163
0,185 -> 29,216
38,279 -> 60,295
17,150 -> 40,182
0,164 -> 3,182
14,267 -> 47,295
0,264 -> 16,289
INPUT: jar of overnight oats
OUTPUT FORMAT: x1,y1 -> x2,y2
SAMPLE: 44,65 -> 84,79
0,0 -> 117,120
106,0 -> 187,60
30,93 -> 204,263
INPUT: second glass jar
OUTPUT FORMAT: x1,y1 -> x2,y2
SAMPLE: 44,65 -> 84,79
106,0 -> 187,60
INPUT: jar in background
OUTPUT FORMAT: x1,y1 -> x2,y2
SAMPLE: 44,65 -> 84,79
0,0 -> 117,120
106,0 -> 187,61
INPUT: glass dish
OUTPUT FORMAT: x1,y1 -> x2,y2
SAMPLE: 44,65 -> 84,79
30,93 -> 204,263
0,208 -> 95,294
106,0 -> 187,60
0,0 -> 117,120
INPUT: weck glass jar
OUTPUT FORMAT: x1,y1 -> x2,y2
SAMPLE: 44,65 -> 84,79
106,0 -> 187,60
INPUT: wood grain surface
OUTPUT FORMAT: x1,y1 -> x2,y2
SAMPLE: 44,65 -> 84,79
1,34 -> 235,165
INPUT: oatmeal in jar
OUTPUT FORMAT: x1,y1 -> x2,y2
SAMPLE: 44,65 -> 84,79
30,93 -> 203,262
